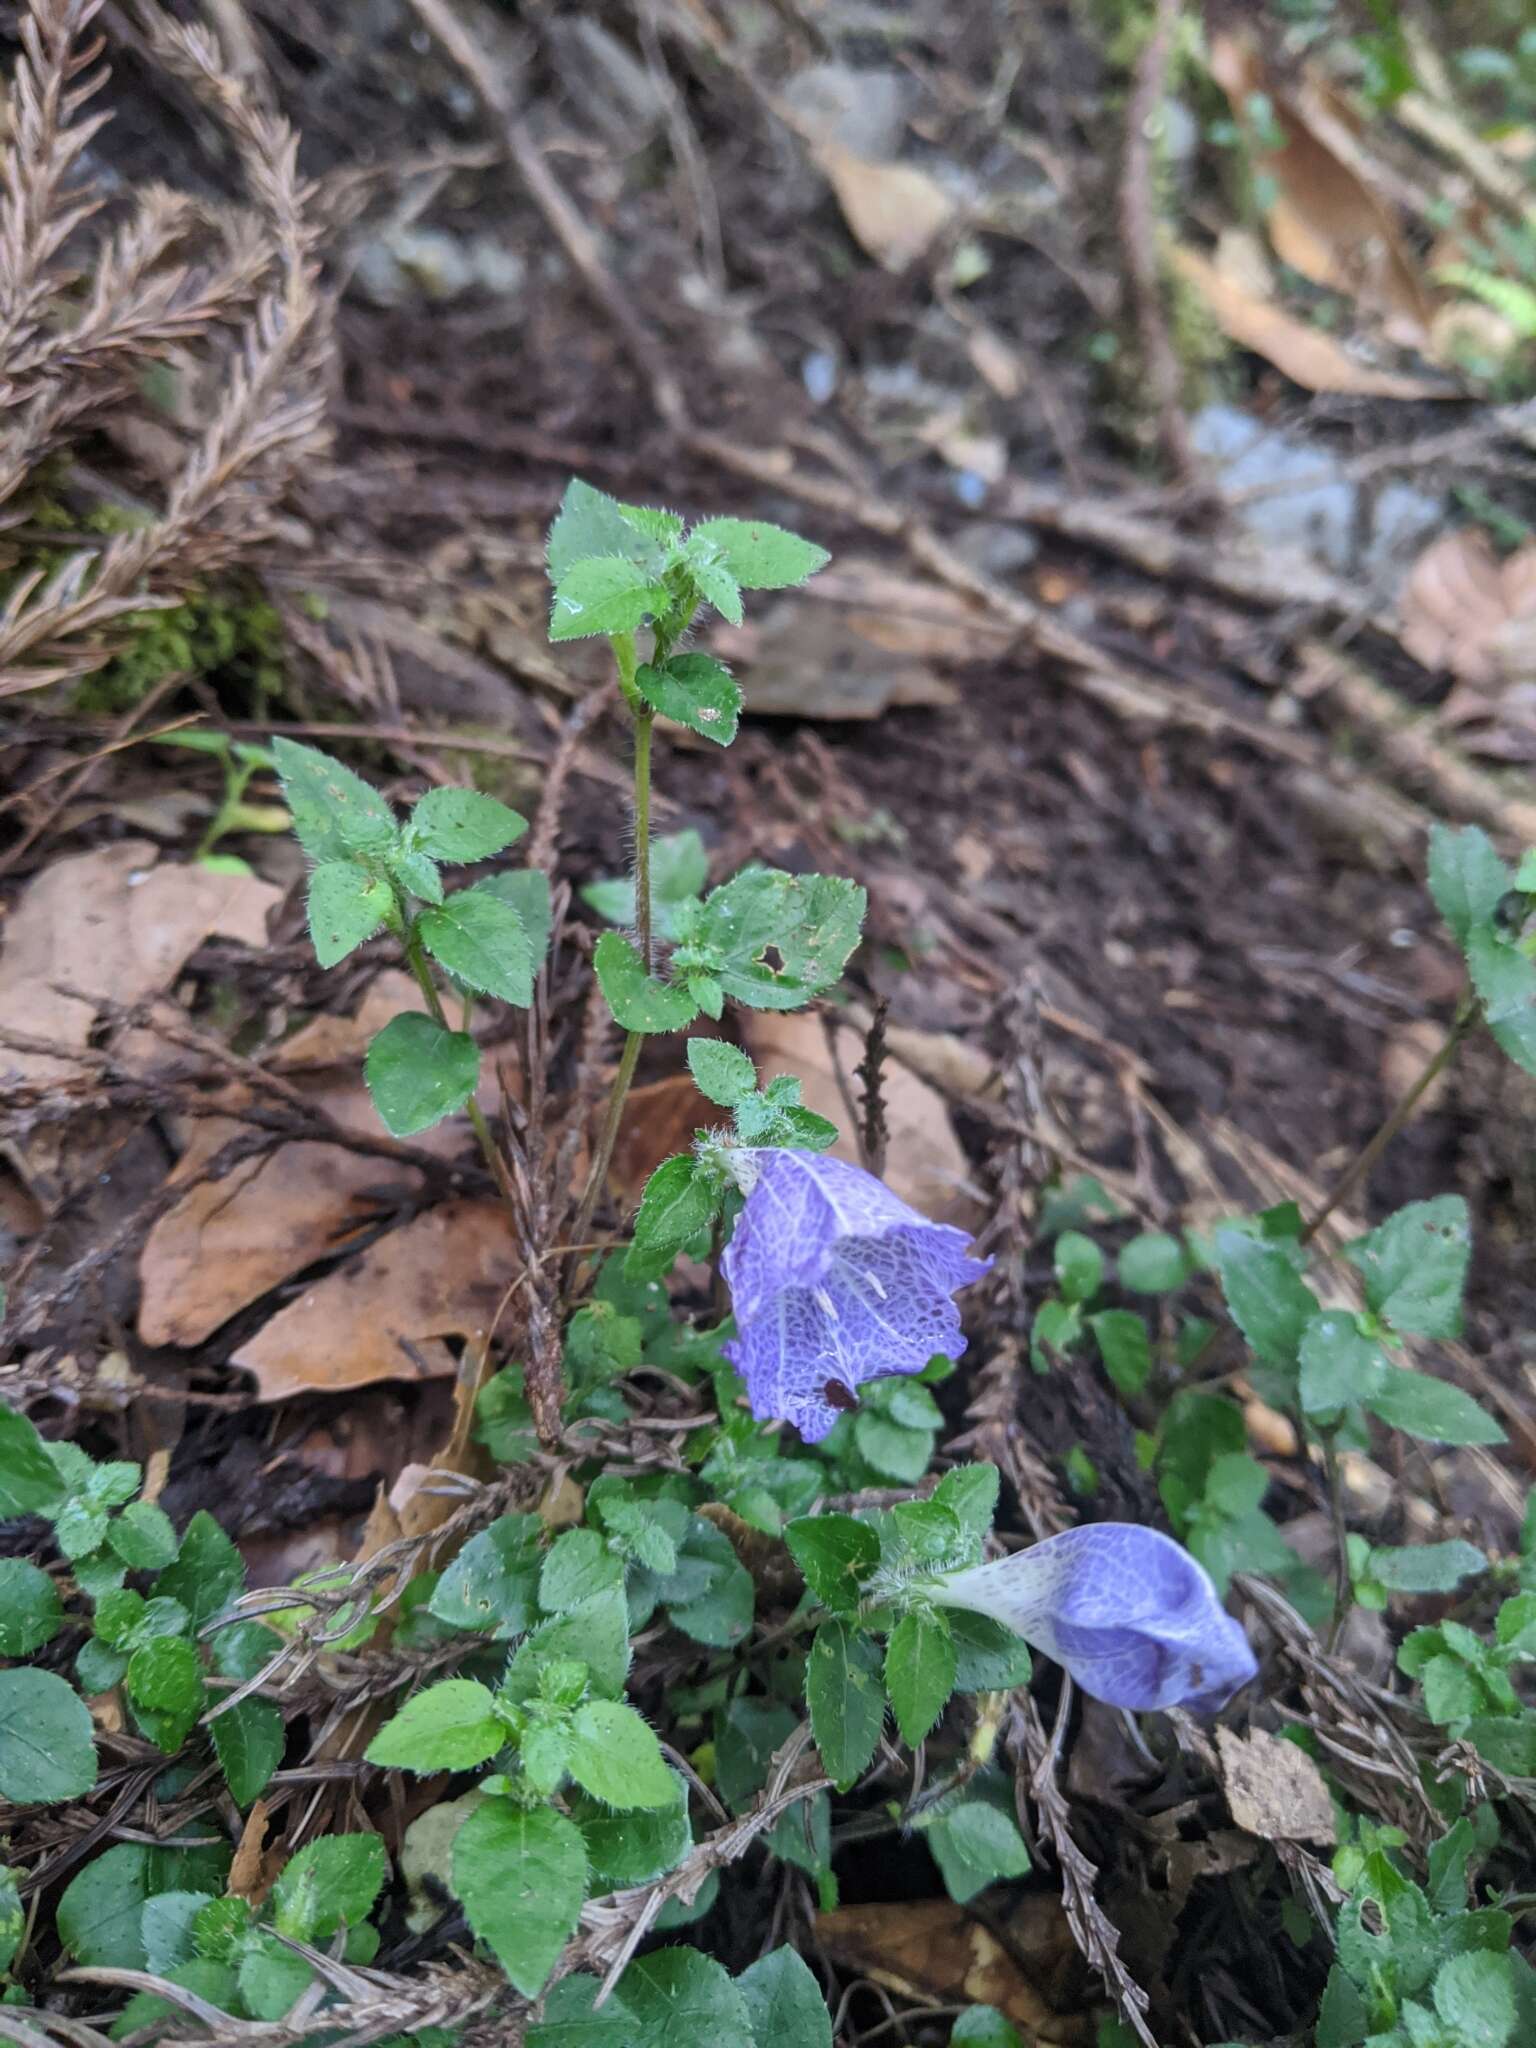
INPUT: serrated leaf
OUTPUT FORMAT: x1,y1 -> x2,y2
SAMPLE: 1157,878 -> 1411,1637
885,1611 -> 956,1745
503,1589 -> 632,1701
625,1154 -> 717,1280
635,653 -> 742,745
1344,1196 -> 1471,1339
364,1679 -> 506,1772
1212,1227 -> 1318,1373
664,1518 -> 754,1647
365,1013 -> 480,1136
428,1515 -> 543,1637
689,517 -> 830,590
594,932 -> 698,1034
107,1499 -> 178,1570
1117,1231 -> 1189,1293
1427,822 -> 1510,948
932,1464 -> 1000,1545
1433,1948 -> 1516,2047
0,1401 -> 67,1517
1368,1369 -> 1505,1446
738,1947 -> 834,2048
1089,1309 -> 1152,1397
0,1668 -> 98,1802
854,1408 -> 932,1482
686,1036 -> 756,1106
211,1696 -> 285,1806
1298,1310 -> 1389,1416
540,1527 -> 625,1612
0,1557 -> 64,1654
923,1797 -> 1031,1905
687,553 -> 744,625
155,1511 -> 244,1627
546,478 -> 666,583
573,1776 -> 691,1891
786,1514 -> 881,1610
307,860 -> 392,968
473,869 -> 553,965
619,1946 -> 756,2048
549,557 -> 673,642
387,843 -> 443,903
126,1636 -> 203,1716
411,788 -> 528,863
272,1833 -> 386,1942
699,870 -> 865,1011
140,1892 -> 209,1975
418,889 -> 534,1006
452,1800 -> 587,1997
566,1699 -> 677,1809
1053,1231 -> 1103,1305
272,738 -> 396,863
1367,1541 -> 1487,1594
807,1619 -> 884,1787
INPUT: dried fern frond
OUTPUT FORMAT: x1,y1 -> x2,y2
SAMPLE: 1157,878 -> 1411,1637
0,0 -> 335,695
0,0 -> 111,383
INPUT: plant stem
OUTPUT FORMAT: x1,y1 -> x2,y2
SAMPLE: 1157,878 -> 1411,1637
633,707 -> 656,974
404,926 -> 512,1202
1301,999 -> 1476,1246
566,629 -> 664,1269
1321,1428 -> 1352,1652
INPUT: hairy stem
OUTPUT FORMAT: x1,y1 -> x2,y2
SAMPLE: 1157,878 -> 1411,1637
1322,1428 -> 1352,1651
633,706 -> 656,974
1301,999 -> 1475,1246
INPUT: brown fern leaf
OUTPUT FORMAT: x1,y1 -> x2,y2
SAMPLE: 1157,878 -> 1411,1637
0,0 -> 111,382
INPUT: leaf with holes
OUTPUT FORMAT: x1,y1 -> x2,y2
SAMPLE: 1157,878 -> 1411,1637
635,654 -> 742,746
306,861 -> 392,968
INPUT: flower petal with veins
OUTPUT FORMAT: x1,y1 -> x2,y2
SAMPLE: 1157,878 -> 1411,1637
720,1148 -> 990,1442
929,1523 -> 1258,1713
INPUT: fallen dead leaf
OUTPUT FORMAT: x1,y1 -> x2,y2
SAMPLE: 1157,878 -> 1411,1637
1399,529 -> 1536,688
711,594 -> 959,719
744,1009 -> 980,1226
1209,35 -> 1433,346
0,840 -> 281,1091
228,1799 -> 277,1905
817,1897 -> 1089,2043
137,974 -> 477,1348
228,1197 -> 515,1401
1216,1726 -> 1336,1844
813,137 -> 955,272
1171,244 -> 1448,399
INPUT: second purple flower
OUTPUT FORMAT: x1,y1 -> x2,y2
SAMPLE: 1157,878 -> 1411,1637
720,1148 -> 991,1443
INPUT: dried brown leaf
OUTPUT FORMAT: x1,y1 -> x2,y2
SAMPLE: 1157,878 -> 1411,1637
0,839 -> 280,1091
1208,34 -> 1433,344
1171,244 -> 1447,398
1216,1726 -> 1337,1844
228,1197 -> 514,1401
813,138 -> 955,272
136,974 -> 472,1347
816,1897 -> 1089,2043
1399,529 -> 1536,686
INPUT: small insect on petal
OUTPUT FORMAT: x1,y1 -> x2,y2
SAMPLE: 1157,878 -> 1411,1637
929,1523 -> 1257,1715
719,1149 -> 991,1442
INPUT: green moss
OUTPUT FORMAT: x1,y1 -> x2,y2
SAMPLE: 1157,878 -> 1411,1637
73,585 -> 285,715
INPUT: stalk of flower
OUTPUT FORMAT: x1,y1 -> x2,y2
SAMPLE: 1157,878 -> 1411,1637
719,1146 -> 993,1443
924,1523 -> 1259,1714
